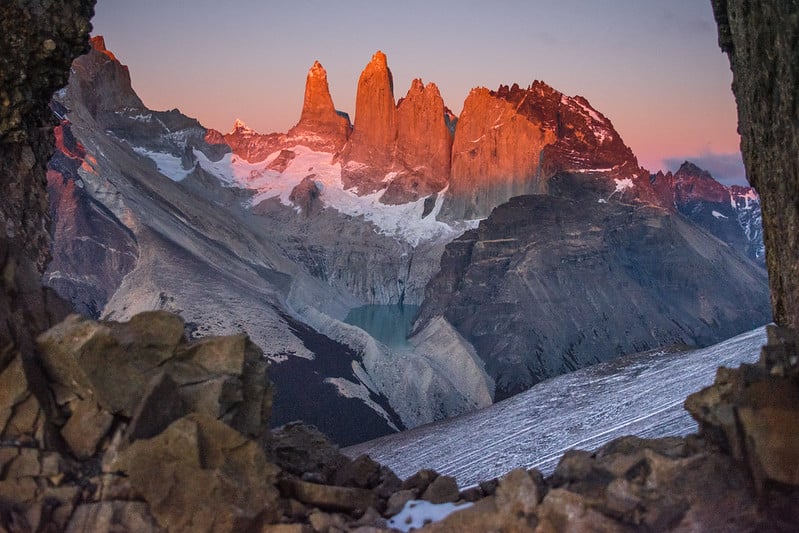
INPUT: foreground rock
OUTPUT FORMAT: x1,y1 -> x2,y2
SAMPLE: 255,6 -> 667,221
711,0 -> 799,331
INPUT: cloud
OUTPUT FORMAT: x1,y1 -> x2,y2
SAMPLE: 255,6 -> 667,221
662,151 -> 748,186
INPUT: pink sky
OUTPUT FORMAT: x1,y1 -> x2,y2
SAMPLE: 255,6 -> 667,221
92,0 -> 745,184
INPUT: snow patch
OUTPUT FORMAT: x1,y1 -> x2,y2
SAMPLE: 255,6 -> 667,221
388,500 -> 472,532
712,210 -> 728,219
131,147 -> 188,182
195,146 -> 462,246
613,178 -> 634,192
604,177 -> 635,202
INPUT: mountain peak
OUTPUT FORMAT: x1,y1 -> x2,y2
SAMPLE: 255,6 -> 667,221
676,160 -> 713,180
288,60 -> 350,151
230,118 -> 253,134
370,50 -> 388,66
89,35 -> 117,61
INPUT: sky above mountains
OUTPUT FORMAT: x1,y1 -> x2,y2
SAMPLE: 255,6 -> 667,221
92,0 -> 746,185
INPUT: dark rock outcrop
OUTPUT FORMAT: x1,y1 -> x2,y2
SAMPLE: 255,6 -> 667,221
416,193 -> 771,399
0,1 -> 94,357
440,81 -> 658,221
712,0 -> 799,330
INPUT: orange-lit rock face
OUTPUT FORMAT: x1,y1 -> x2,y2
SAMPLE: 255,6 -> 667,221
288,61 -> 350,153
89,35 -> 117,61
342,51 -> 398,194
443,85 -> 557,220
383,79 -> 452,204
442,81 -> 658,220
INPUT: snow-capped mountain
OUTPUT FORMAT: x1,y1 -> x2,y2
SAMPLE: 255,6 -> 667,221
652,161 -> 764,264
45,36 -> 770,446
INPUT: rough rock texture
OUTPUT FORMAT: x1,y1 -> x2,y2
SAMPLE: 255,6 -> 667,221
68,36 -> 228,163
341,53 -> 453,204
416,193 -> 771,399
686,325 -> 799,491
0,0 -> 95,463
287,61 -> 350,153
440,81 -> 658,221
382,79 -> 452,204
651,161 -> 764,265
712,0 -> 799,330
342,51 -> 398,195
36,312 -> 272,441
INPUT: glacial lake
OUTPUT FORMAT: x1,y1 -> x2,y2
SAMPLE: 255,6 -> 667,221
344,304 -> 420,348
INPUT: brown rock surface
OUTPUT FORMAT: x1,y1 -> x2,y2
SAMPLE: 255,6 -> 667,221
113,413 -> 281,532
288,61 -> 350,153
36,312 -> 272,442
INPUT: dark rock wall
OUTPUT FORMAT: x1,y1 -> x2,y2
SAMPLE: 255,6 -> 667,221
711,0 -> 799,330
0,0 -> 95,367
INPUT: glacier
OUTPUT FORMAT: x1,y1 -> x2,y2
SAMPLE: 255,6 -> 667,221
344,327 -> 766,487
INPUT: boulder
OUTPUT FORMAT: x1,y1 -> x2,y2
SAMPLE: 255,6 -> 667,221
112,413 -> 281,532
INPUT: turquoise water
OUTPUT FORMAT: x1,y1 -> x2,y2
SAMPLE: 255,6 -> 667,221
344,304 -> 420,348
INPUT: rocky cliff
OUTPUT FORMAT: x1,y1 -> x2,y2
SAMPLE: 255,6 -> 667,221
440,81 -> 658,221
0,0 -> 94,466
712,0 -> 799,331
1,0 -> 799,531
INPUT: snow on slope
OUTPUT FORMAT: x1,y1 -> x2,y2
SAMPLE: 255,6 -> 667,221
344,327 -> 766,487
134,145 -> 467,246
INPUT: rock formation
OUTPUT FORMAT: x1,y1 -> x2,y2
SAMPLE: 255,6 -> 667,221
342,53 -> 453,204
222,119 -> 286,163
3,0 -> 799,528
287,60 -> 351,153
0,0 -> 95,469
45,116 -> 138,317
68,36 -> 144,119
342,51 -> 398,194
